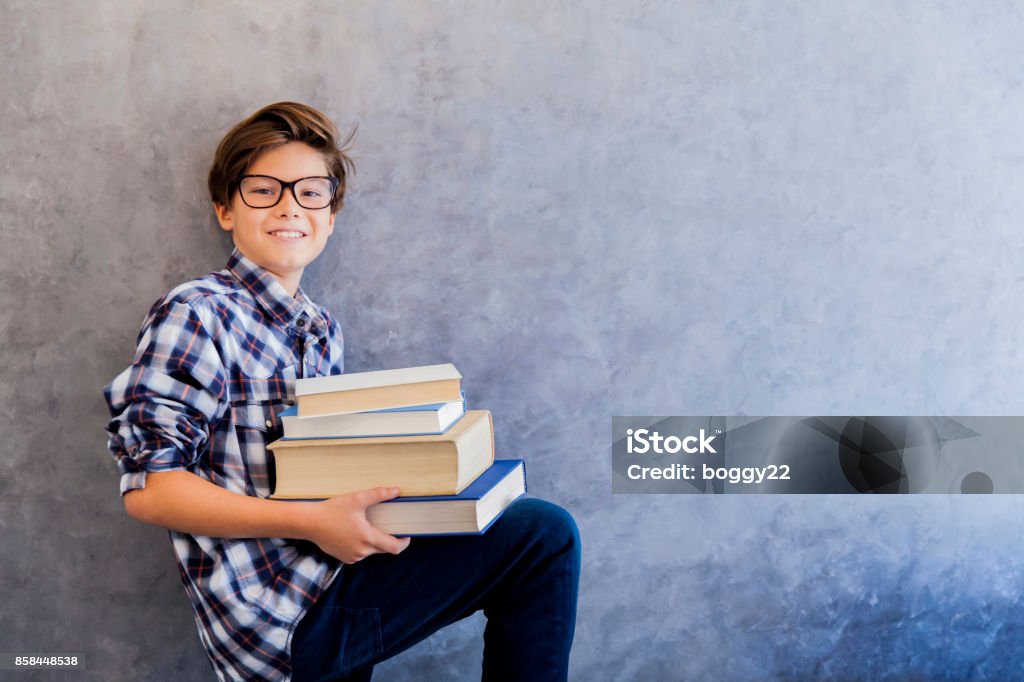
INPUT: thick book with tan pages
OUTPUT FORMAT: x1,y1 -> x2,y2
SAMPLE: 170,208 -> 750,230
267,410 -> 493,499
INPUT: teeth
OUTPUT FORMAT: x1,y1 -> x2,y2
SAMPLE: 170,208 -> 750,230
271,231 -> 304,238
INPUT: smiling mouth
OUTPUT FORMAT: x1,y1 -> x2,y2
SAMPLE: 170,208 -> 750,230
269,230 -> 307,239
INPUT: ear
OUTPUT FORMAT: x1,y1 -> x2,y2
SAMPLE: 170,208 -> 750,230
327,210 -> 336,235
213,202 -> 234,232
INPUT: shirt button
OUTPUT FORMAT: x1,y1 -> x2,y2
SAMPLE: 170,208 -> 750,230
296,318 -> 307,327
265,419 -> 273,428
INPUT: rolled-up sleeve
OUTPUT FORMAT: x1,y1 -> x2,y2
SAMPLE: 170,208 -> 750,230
103,300 -> 228,495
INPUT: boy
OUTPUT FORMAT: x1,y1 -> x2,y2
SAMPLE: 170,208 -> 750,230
103,102 -> 581,682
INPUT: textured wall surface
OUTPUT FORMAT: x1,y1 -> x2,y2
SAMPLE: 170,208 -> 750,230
4,1 -> 1024,680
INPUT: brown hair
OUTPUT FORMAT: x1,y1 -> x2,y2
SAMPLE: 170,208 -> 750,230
208,102 -> 355,213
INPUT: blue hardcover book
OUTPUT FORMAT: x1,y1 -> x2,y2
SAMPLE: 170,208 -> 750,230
279,393 -> 466,439
366,459 -> 527,537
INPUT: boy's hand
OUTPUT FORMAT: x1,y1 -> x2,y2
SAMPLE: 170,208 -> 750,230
303,487 -> 412,564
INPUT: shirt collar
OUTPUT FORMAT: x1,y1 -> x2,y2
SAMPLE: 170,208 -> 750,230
225,248 -> 328,340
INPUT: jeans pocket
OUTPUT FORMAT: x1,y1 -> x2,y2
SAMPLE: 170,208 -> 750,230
293,606 -> 383,682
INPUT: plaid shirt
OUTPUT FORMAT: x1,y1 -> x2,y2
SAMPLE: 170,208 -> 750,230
103,248 -> 345,681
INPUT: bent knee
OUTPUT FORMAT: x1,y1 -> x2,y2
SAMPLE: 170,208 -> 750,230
504,497 -> 581,557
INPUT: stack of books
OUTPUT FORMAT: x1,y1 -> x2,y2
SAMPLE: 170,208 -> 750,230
267,363 -> 527,536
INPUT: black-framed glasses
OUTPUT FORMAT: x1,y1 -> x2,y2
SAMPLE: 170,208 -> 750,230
236,175 -> 339,210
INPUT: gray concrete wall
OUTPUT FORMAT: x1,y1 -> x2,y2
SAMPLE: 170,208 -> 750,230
4,1 -> 1024,680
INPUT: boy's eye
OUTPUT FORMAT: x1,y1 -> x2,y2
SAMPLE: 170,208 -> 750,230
241,180 -> 280,195
296,179 -> 333,198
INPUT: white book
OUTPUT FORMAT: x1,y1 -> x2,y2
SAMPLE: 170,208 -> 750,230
295,363 -> 463,417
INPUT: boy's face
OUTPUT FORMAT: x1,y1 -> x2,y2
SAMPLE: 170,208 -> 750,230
213,141 -> 336,296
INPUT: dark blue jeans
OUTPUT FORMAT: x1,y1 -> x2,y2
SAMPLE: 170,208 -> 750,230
290,498 -> 581,682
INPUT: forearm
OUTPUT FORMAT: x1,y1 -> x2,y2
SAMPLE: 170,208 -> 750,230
123,469 -> 317,540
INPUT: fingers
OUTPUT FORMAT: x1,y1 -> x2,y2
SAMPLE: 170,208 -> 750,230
353,486 -> 402,509
316,487 -> 411,563
366,526 -> 411,555
353,487 -> 411,556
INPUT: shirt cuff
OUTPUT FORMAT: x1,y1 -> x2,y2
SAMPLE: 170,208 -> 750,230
117,444 -> 194,496
119,465 -> 188,496
120,471 -> 148,496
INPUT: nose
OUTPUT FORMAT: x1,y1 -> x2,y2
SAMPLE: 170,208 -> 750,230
277,186 -> 303,215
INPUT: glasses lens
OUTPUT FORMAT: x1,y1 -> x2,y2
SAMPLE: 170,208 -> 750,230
294,178 -> 336,209
239,177 -> 282,208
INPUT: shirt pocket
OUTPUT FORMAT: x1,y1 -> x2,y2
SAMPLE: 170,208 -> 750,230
228,363 -> 298,497
232,400 -> 285,444
229,363 -> 298,406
